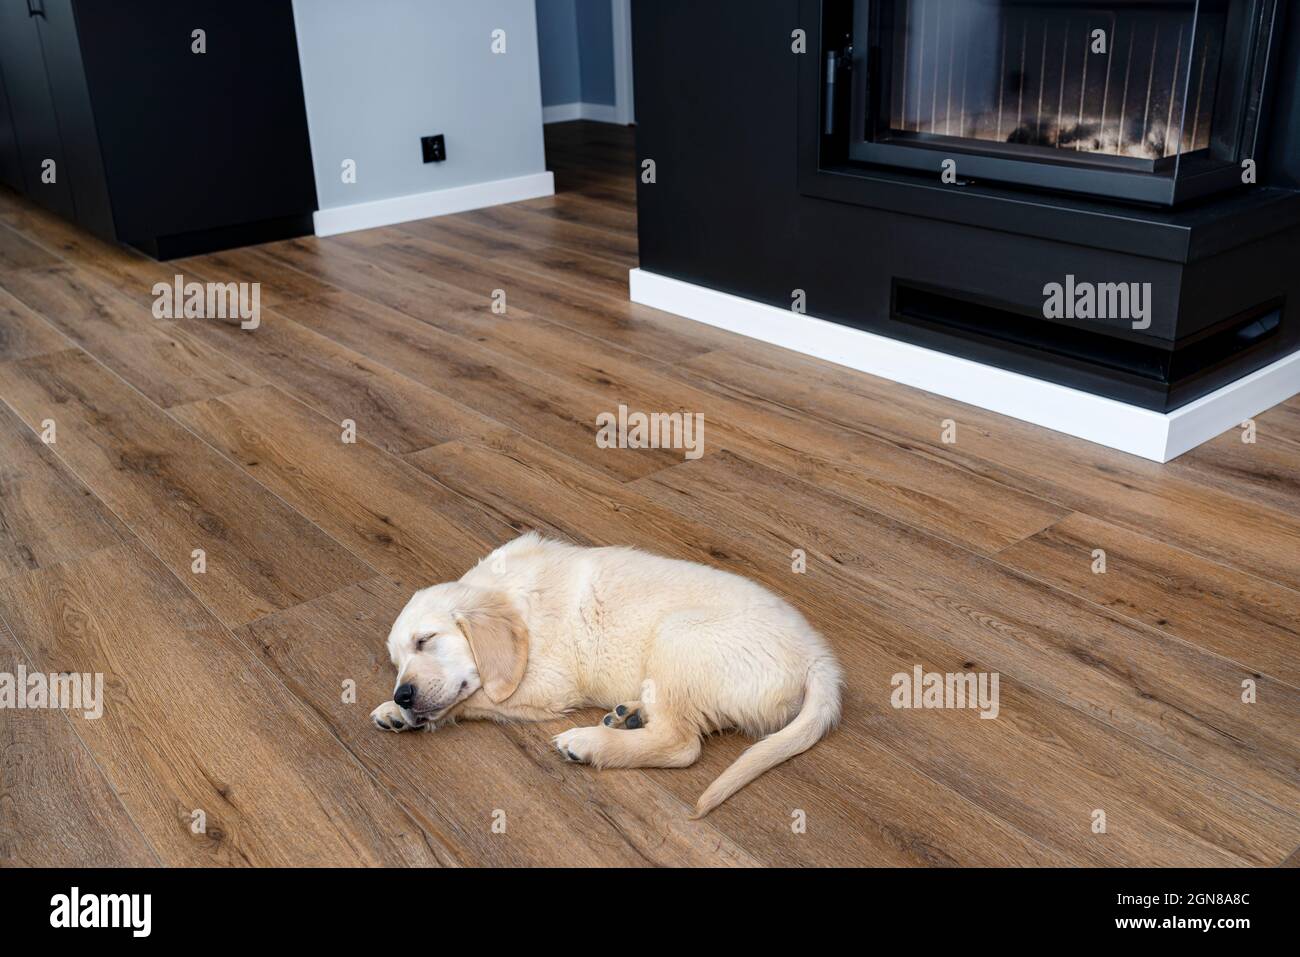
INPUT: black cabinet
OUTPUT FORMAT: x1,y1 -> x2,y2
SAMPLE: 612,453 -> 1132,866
0,0 -> 317,258
0,0 -> 78,220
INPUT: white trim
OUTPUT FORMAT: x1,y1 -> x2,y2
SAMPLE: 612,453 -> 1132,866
312,172 -> 555,237
628,268 -> 1300,463
543,102 -> 623,125
611,0 -> 635,125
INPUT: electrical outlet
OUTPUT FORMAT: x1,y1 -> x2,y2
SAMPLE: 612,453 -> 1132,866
421,134 -> 446,163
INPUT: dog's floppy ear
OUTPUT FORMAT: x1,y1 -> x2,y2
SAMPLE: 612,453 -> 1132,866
455,591 -> 529,703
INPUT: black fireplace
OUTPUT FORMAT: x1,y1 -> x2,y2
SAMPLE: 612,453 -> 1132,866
821,0 -> 1284,204
633,0 -> 1300,413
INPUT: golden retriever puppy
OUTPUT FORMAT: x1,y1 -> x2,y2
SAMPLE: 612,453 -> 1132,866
371,532 -> 842,816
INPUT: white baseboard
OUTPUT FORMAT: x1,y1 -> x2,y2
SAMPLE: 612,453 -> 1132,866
543,102 -> 623,125
312,171 -> 555,237
629,268 -> 1300,463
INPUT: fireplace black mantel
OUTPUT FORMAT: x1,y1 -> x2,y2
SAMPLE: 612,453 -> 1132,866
632,0 -> 1300,413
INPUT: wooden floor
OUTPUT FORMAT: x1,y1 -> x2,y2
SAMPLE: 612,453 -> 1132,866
1,122 -> 1297,867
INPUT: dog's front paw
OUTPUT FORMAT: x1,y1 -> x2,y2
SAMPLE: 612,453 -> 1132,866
553,726 -> 601,764
371,700 -> 409,732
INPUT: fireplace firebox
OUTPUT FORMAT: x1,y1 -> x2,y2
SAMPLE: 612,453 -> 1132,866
821,0 -> 1283,204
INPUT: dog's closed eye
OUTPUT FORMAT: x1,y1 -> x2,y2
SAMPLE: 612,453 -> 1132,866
415,637 -> 429,651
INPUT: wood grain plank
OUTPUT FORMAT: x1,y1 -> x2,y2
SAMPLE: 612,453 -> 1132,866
0,289 -> 72,362
0,401 -> 126,580
236,575 -> 762,867
404,204 -> 640,269
171,385 -> 517,585
0,543 -> 450,866
0,624 -> 158,866
0,222 -> 61,273
314,230 -> 738,362
513,193 -> 638,239
1170,421 -> 1300,519
171,304 -> 504,456
0,349 -> 372,627
271,292 -> 690,481
998,513 -> 1300,686
172,245 -> 339,308
295,244 -> 1067,552
2,266 -> 263,408
679,346 -> 1300,590
0,210 -> 182,309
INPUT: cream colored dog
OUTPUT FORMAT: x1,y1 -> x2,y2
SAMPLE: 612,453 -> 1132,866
370,533 -> 842,816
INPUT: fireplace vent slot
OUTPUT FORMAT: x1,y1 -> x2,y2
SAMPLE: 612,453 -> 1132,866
891,282 -> 1281,383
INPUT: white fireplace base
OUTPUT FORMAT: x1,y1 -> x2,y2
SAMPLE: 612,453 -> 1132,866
629,268 -> 1300,463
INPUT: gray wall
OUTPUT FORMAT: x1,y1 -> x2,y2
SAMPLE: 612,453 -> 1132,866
293,0 -> 547,210
536,0 -> 615,107
575,0 -> 615,105
536,0 -> 580,105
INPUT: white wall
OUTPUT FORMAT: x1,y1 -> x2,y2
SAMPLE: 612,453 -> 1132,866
292,0 -> 552,234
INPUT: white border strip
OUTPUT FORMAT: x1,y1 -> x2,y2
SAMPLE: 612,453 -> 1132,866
629,268 -> 1300,463
313,172 -> 555,237
543,102 -> 624,125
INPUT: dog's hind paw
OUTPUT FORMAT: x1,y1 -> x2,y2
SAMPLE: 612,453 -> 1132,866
601,702 -> 644,730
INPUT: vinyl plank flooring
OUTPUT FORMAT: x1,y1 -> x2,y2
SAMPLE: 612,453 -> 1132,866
998,513 -> 1300,686
1169,421 -> 1300,519
0,212 -> 181,309
332,234 -> 1066,553
0,543 -> 449,866
399,214 -> 637,290
271,291 -> 696,481
172,304 -> 504,456
0,401 -> 126,580
513,192 -> 639,239
0,624 -> 158,867
317,239 -> 1068,552
171,385 -> 517,585
276,286 -> 674,403
2,265 -> 263,408
0,220 -> 62,273
0,289 -> 73,361
678,346 -> 1300,590
0,349 -> 372,627
172,245 -> 340,308
321,229 -> 740,363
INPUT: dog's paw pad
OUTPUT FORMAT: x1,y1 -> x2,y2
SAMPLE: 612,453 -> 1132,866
602,702 -> 644,730
371,701 -> 407,732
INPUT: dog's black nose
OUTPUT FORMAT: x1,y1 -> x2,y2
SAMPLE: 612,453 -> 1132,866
394,684 -> 415,709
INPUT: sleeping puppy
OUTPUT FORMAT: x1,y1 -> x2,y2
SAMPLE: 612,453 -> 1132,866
370,532 -> 842,816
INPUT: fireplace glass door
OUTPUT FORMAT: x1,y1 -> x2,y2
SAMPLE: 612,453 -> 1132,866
828,0 -> 1282,204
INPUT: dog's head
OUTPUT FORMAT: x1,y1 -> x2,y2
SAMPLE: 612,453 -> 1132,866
385,582 -> 529,725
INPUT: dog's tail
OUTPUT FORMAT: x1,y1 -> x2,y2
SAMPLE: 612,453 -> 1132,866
691,655 -> 842,818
